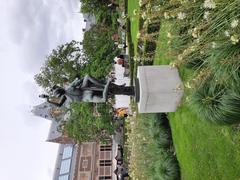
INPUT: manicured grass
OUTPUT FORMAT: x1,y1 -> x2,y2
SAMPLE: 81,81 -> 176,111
154,21 -> 174,65
169,105 -> 240,180
127,0 -> 139,53
127,1 -> 240,179
153,19 -> 240,180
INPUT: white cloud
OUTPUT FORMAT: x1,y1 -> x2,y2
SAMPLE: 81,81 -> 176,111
0,0 -> 84,179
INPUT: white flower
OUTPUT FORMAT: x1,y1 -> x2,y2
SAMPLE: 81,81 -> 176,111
177,12 -> 186,20
167,32 -> 172,38
231,19 -> 239,28
133,9 -> 138,16
211,42 -> 217,48
146,3 -> 151,10
230,35 -> 239,44
164,12 -> 170,19
224,30 -> 230,37
189,46 -> 196,51
137,33 -> 141,38
203,11 -> 210,20
203,0 -> 216,9
143,21 -> 148,28
192,28 -> 198,38
152,5 -> 161,11
141,12 -> 147,20
185,82 -> 192,89
147,18 -> 152,23
177,54 -> 183,60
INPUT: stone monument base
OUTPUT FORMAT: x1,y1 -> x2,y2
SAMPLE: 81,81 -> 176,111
136,65 -> 184,113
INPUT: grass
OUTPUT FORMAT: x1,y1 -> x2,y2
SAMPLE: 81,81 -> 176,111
127,1 -> 240,179
169,105 -> 240,180
153,20 -> 240,180
127,0 -> 139,53
154,21 -> 174,65
126,113 -> 180,180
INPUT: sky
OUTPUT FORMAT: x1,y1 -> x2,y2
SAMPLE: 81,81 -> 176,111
0,0 -> 85,179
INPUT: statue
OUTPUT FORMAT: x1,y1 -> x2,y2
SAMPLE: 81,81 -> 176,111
39,75 -> 134,106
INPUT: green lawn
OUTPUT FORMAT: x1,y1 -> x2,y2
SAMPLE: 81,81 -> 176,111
169,105 -> 240,180
127,0 -> 139,53
127,0 -> 240,179
154,21 -> 174,65
154,20 -> 240,180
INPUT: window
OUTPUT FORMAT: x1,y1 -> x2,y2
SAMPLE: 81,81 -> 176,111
58,175 -> 69,180
59,159 -> 71,174
100,145 -> 112,151
62,146 -> 73,159
99,160 -> 111,166
99,176 -> 111,180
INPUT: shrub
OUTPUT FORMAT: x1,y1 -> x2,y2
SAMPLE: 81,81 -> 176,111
145,41 -> 157,53
207,43 -> 240,84
157,126 -> 172,149
147,22 -> 161,34
191,77 -> 240,124
153,151 -> 180,180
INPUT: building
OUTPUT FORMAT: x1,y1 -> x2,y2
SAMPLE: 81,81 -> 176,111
53,142 -> 119,180
82,13 -> 96,32
32,102 -> 75,144
31,102 -> 65,121
53,144 -> 78,180
32,100 -> 121,180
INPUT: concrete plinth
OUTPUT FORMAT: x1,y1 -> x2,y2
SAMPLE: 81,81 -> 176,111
136,65 -> 184,113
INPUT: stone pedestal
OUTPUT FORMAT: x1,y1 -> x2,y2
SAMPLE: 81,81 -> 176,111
136,65 -> 184,113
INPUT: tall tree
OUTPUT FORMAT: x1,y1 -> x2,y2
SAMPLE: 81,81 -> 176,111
82,24 -> 120,78
34,40 -> 88,90
80,0 -> 110,14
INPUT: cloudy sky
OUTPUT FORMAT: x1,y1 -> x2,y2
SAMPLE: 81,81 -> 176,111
0,0 -> 85,179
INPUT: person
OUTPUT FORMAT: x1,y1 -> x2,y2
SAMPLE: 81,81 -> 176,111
114,55 -> 129,68
115,107 -> 128,118
107,0 -> 119,10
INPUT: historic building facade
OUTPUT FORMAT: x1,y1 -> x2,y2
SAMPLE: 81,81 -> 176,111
53,143 -> 117,180
32,101 -> 118,180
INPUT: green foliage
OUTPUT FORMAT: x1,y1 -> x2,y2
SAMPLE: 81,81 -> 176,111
152,114 -> 172,149
191,76 -> 240,124
34,40 -> 88,90
207,43 -> 240,84
80,0 -> 109,14
82,24 -> 120,78
126,113 -> 180,179
153,151 -> 180,180
149,0 -> 240,125
64,102 -> 115,143
80,0 -> 118,26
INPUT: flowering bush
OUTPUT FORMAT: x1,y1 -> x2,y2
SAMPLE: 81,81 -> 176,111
156,0 -> 240,124
125,113 -> 180,179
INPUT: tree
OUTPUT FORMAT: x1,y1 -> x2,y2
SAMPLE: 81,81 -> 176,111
82,24 -> 120,78
34,40 -> 88,90
64,102 -> 115,143
80,0 -> 110,15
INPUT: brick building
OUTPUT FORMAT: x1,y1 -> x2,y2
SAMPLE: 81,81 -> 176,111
53,142 -> 118,180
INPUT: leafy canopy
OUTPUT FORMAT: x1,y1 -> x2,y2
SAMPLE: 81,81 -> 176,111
34,40 -> 88,90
